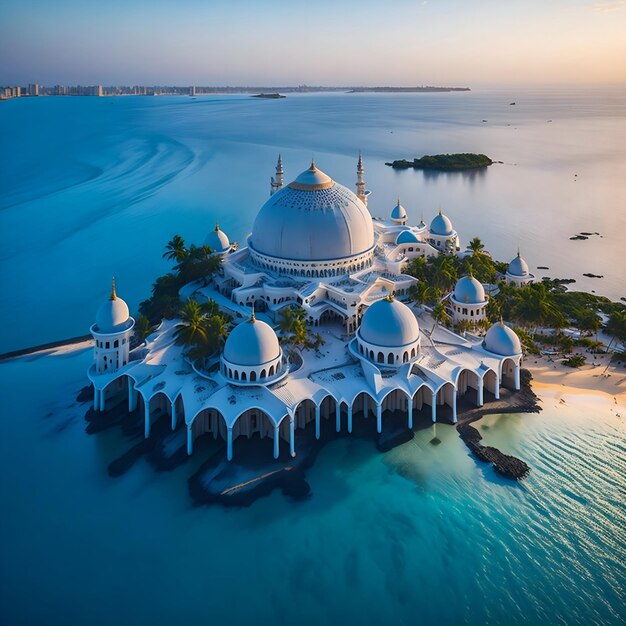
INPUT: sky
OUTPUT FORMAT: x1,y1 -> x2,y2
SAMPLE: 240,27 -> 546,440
1,0 -> 625,87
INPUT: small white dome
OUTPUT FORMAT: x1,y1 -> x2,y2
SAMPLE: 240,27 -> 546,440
223,315 -> 281,366
391,199 -> 407,221
205,222 -> 230,253
453,275 -> 486,304
483,322 -> 522,356
430,211 -> 454,236
508,252 -> 529,277
396,230 -> 419,245
96,281 -> 131,334
359,297 -> 419,347
290,161 -> 333,189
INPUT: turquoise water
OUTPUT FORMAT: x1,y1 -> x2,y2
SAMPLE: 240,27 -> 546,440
1,88 -> 625,352
1,347 -> 624,625
1,89 -> 625,624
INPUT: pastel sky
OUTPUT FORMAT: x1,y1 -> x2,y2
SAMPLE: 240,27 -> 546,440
1,0 -> 625,86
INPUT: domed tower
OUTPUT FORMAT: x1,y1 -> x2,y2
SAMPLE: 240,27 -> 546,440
204,220 -> 231,254
450,275 -> 488,328
356,295 -> 421,367
428,209 -> 460,253
483,320 -> 523,391
391,198 -> 408,226
221,309 -> 284,386
90,278 -> 135,376
249,160 -> 375,278
505,249 -> 534,286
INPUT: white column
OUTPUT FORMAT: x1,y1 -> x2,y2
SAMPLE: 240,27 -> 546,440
431,391 -> 437,423
93,387 -> 99,411
376,403 -> 382,433
495,376 -> 501,399
227,427 -> 233,461
315,404 -> 320,440
514,365 -> 521,391
273,425 -> 280,459
99,387 -> 106,412
408,400 -> 413,429
452,392 -> 457,424
347,405 -> 353,433
171,400 -> 177,431
144,401 -> 150,438
129,387 -> 138,412
187,424 -> 193,455
335,402 -> 341,433
477,377 -> 484,406
289,418 -> 295,457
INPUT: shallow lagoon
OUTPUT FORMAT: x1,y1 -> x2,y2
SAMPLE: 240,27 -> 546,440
1,347 -> 625,625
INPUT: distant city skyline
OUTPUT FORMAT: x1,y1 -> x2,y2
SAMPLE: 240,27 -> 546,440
1,0 -> 625,86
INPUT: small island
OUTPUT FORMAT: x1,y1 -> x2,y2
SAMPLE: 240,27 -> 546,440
386,153 -> 493,171
252,93 -> 286,99
348,86 -> 470,93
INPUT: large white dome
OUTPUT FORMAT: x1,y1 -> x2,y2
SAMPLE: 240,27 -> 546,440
430,210 -> 454,236
508,252 -> 529,277
95,281 -> 132,334
453,275 -> 486,304
250,162 -> 374,262
223,316 -> 281,366
358,297 -> 420,347
483,322 -> 522,356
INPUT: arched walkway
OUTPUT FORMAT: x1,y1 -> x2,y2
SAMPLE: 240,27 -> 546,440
380,388 -> 412,431
456,369 -> 481,407
435,382 -> 457,423
144,391 -> 173,438
501,357 -> 521,390
483,369 -> 499,400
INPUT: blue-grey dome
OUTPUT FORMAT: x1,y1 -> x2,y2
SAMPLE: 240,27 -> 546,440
508,252 -> 529,277
453,275 -> 486,304
95,281 -> 132,334
358,297 -> 419,347
430,211 -> 454,236
204,223 -> 230,253
250,163 -> 374,262
396,230 -> 419,245
223,317 -> 281,366
483,322 -> 522,356
391,200 -> 407,221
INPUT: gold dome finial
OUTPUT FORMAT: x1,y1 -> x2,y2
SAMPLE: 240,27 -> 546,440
110,277 -> 117,301
310,154 -> 316,171
250,302 -> 256,323
215,219 -> 220,232
397,197 -> 401,206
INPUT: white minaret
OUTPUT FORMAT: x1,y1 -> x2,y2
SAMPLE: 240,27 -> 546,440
91,278 -> 135,377
356,152 -> 368,206
270,154 -> 284,196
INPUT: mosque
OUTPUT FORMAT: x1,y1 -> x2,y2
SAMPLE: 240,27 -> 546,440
88,156 -> 533,461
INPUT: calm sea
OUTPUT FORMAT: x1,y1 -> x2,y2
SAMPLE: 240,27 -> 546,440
0,89 -> 625,625
0,88 -> 625,352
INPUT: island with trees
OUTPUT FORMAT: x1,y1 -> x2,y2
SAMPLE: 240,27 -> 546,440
386,153 -> 494,171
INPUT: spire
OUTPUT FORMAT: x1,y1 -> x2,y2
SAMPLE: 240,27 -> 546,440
438,208 -> 442,216
517,246 -> 521,257
249,302 -> 256,323
356,152 -> 367,206
396,197 -> 401,206
215,219 -> 220,232
309,156 -> 316,171
109,277 -> 117,301
270,153 -> 284,196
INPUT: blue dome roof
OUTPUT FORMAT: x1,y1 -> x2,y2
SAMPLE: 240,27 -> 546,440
250,163 -> 374,262
430,211 -> 454,236
358,297 -> 419,347
453,275 -> 486,304
391,200 -> 407,221
396,230 -> 419,245
223,317 -> 281,366
508,252 -> 529,277
483,322 -> 522,356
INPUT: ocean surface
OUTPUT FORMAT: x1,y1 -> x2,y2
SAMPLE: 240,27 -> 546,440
1,89 -> 625,625
1,88 -> 625,352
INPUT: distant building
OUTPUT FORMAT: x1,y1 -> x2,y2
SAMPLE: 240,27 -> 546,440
28,83 -> 39,96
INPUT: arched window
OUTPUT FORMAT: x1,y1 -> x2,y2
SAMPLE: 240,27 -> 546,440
234,370 -> 239,380
403,351 -> 408,363
269,365 -> 275,377
261,369 -> 266,379
250,371 -> 257,382
378,352 -> 384,363
411,348 -> 416,358
242,372 -> 247,381
387,353 -> 394,364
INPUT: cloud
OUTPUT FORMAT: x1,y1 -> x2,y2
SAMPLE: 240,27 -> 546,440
588,0 -> 626,12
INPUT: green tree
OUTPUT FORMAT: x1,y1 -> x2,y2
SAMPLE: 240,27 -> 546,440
163,235 -> 187,263
134,315 -> 154,343
432,302 -> 451,326
174,299 -> 208,346
466,237 -> 485,256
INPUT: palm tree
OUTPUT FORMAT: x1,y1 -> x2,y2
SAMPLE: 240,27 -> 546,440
174,299 -> 208,346
163,235 -> 187,263
134,315 -> 154,344
432,302 -> 451,326
205,314 -> 230,354
467,237 -> 485,256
